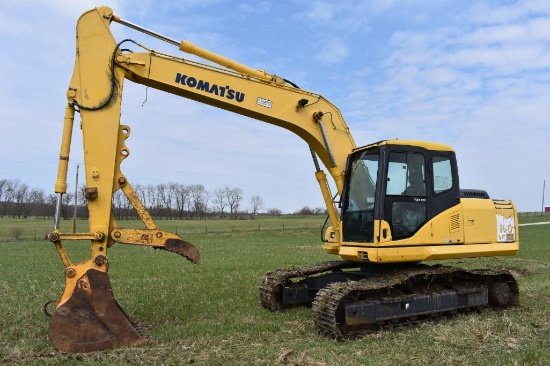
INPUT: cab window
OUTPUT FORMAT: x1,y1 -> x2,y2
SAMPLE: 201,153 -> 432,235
433,155 -> 453,195
342,149 -> 379,243
386,152 -> 426,197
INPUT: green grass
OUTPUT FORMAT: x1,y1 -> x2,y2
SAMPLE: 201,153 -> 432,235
0,216 -> 548,365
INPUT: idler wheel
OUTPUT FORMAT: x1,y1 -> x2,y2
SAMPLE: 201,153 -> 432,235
488,282 -> 511,306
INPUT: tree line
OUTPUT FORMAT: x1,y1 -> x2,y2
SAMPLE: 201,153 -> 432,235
0,178 -> 324,220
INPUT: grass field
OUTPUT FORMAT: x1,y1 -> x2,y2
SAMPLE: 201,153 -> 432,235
0,216 -> 548,365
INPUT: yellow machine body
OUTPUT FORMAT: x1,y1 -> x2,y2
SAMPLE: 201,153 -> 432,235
331,200 -> 519,263
46,6 -> 519,352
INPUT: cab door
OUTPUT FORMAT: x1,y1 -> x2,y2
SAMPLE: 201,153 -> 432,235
381,146 -> 461,241
382,148 -> 428,240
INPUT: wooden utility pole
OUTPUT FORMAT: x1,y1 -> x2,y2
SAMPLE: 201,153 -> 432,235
542,180 -> 546,215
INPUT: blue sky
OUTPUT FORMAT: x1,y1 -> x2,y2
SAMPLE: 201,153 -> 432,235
1,0 -> 549,213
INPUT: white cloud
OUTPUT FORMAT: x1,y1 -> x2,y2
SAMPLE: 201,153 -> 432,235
314,37 -> 350,65
238,2 -> 271,14
300,1 -> 335,23
462,20 -> 550,46
1,0 -> 549,213
338,1 -> 550,211
463,0 -> 550,25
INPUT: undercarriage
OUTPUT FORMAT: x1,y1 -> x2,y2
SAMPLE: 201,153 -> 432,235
259,261 -> 519,338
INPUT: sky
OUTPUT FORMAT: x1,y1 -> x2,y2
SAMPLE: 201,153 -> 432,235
0,0 -> 549,214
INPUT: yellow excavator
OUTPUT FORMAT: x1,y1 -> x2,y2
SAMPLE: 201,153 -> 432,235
46,6 -> 519,352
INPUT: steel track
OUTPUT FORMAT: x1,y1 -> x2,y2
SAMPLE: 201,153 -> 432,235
259,261 -> 519,339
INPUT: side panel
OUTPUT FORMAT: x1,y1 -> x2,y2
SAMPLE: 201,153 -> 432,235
429,204 -> 465,245
462,198 -> 498,244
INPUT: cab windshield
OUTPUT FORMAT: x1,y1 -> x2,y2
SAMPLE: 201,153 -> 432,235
342,148 -> 379,242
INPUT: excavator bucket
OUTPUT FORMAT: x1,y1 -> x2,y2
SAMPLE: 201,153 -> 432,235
48,269 -> 149,353
46,228 -> 200,352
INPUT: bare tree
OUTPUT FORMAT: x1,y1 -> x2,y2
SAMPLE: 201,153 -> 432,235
1,179 -> 17,217
267,208 -> 282,216
14,183 -> 31,218
173,183 -> 190,219
250,195 -> 264,215
29,187 -> 47,218
226,187 -> 243,218
47,194 -> 57,218
156,183 -> 170,218
213,187 -> 228,218
61,191 -> 74,220
189,184 -> 209,219
295,205 -> 314,215
112,190 -> 124,220
0,177 -> 268,222
0,179 -> 7,215
145,184 -> 156,211
294,206 -> 326,215
313,207 -> 327,215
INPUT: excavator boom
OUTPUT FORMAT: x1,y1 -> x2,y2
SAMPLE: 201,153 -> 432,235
47,6 -> 356,352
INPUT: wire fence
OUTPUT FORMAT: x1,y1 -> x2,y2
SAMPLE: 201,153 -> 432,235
518,211 -> 550,217
0,218 -> 326,243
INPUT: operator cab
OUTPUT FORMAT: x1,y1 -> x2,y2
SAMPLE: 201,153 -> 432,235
342,140 -> 460,243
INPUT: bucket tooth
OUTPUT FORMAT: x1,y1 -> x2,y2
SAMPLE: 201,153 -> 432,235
48,269 -> 149,353
161,238 -> 201,264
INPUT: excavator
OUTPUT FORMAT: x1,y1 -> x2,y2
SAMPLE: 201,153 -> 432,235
45,6 -> 519,352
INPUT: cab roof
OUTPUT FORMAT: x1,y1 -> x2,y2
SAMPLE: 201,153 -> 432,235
355,139 -> 455,152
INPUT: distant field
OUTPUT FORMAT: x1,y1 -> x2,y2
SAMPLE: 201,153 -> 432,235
0,216 -> 548,365
0,215 -> 327,242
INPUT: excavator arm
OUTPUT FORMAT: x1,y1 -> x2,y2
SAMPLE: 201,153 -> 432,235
47,6 -> 357,352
